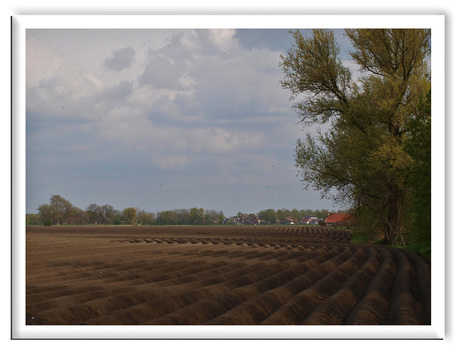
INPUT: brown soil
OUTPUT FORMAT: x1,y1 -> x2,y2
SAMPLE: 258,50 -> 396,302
26,225 -> 431,325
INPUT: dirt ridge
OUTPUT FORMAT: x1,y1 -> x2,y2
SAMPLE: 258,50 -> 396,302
26,225 -> 430,325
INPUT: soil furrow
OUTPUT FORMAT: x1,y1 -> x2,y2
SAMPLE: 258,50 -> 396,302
301,247 -> 378,324
344,247 -> 398,324
384,248 -> 426,324
26,226 -> 430,326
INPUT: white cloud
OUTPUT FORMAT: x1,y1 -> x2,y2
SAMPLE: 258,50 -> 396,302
26,37 -> 62,89
342,59 -> 365,83
208,29 -> 237,51
152,153 -> 189,170
82,73 -> 105,89
186,127 -> 264,154
96,104 -> 264,158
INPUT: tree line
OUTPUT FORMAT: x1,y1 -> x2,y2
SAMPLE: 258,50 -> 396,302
28,195 -> 223,226
26,195 -> 334,226
280,29 -> 431,247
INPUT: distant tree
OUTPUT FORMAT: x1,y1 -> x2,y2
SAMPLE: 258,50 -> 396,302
137,210 -> 155,225
204,209 -> 223,225
176,209 -> 191,225
86,203 -> 120,224
37,204 -> 52,225
291,209 -> 301,222
203,213 -> 213,225
123,207 -> 138,225
297,209 -> 306,219
51,195 -> 73,224
101,204 -> 118,224
86,203 -> 103,224
26,214 -> 41,225
314,209 -> 330,220
68,206 -> 88,224
275,209 -> 283,222
157,210 -> 178,225
37,195 -> 73,225
112,210 -> 124,225
258,209 -> 278,224
190,207 -> 204,225
276,209 -> 291,222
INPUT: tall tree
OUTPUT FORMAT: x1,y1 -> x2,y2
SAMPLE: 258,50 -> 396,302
37,195 -> 73,225
68,206 -> 88,224
137,210 -> 155,225
122,207 -> 138,225
190,207 -> 204,225
280,29 -> 430,245
101,204 -> 118,224
314,209 -> 330,220
86,203 -> 103,224
157,210 -> 178,225
175,209 -> 191,225
258,209 -> 278,224
37,203 -> 52,225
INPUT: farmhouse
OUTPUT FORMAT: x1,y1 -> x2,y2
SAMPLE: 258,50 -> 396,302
223,215 -> 260,225
325,213 -> 354,226
283,216 -> 298,224
301,215 -> 323,225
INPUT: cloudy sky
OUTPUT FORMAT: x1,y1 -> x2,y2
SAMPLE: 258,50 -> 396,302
26,28 -> 354,216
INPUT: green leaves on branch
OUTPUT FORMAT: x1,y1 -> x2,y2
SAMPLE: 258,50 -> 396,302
280,30 -> 353,124
282,29 -> 431,246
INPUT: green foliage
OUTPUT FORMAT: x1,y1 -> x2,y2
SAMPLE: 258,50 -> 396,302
122,207 -> 138,225
137,210 -> 156,225
404,91 -> 431,245
314,209 -> 329,220
156,210 -> 178,225
175,209 -> 191,225
37,195 -> 74,225
26,214 -> 41,225
257,209 -> 278,224
86,203 -> 119,224
190,207 -> 205,225
281,29 -> 431,246
350,231 -> 370,244
402,243 -> 431,260
280,29 -> 352,125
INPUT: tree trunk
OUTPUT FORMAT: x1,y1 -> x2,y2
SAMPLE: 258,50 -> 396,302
383,186 -> 405,246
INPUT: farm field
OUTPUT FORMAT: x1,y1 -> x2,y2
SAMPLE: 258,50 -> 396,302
26,225 -> 431,325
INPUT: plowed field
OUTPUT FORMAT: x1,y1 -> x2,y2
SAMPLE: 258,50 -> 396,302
26,225 -> 431,325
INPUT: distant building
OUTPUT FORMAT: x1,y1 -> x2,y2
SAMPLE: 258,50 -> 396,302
283,216 -> 298,224
223,215 -> 259,225
325,213 -> 354,226
301,215 -> 322,225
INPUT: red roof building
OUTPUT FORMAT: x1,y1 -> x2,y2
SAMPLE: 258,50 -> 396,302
325,213 -> 354,226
